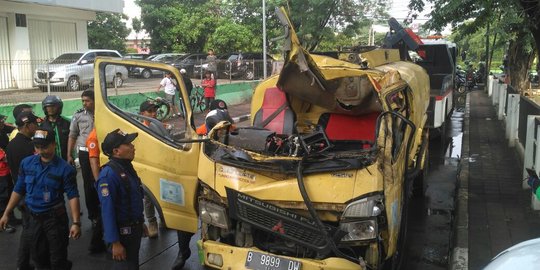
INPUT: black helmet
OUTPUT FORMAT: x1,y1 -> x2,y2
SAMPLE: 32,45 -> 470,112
42,95 -> 63,115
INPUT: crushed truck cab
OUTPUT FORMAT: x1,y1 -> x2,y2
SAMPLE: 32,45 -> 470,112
94,8 -> 430,270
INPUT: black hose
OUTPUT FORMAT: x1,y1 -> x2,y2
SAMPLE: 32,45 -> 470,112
295,157 -> 359,263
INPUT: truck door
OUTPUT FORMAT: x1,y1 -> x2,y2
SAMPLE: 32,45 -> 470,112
93,58 -> 200,233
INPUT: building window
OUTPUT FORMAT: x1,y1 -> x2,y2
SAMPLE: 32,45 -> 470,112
15,14 -> 27,27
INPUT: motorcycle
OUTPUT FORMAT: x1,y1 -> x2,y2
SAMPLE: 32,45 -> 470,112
456,68 -> 467,94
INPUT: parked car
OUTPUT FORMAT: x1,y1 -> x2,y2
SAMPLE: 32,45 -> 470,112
123,53 -> 151,60
170,53 -> 206,77
220,52 -> 274,80
484,238 -> 540,270
193,53 -> 229,78
130,53 -> 185,78
34,49 -> 128,92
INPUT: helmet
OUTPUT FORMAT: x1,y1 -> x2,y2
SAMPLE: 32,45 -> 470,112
180,68 -> 187,74
42,95 -> 63,115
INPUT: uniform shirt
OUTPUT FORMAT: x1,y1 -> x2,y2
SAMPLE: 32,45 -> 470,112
97,158 -> 144,243
69,109 -> 94,149
86,128 -> 100,159
159,77 -> 176,95
6,132 -> 35,183
40,116 -> 71,160
13,155 -> 79,214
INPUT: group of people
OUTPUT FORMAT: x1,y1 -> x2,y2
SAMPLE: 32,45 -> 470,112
0,47 -> 233,270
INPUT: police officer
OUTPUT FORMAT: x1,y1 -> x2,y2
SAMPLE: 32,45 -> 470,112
67,90 -> 105,253
98,129 -> 146,270
0,127 -> 81,269
41,95 -> 71,161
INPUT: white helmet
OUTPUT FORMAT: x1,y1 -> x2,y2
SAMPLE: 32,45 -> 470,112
180,68 -> 187,74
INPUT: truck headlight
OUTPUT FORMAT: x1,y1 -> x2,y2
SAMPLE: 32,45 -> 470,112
342,195 -> 383,218
340,219 -> 378,242
199,200 -> 230,229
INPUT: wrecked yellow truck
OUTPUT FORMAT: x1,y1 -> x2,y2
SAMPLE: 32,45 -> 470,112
93,8 -> 429,270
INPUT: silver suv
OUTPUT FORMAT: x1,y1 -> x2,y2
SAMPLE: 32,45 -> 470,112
34,49 -> 128,91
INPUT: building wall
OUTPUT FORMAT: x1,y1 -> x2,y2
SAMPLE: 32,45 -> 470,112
0,0 -> 121,90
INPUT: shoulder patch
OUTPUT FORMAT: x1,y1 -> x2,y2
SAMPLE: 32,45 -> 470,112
101,187 -> 110,197
75,108 -> 85,114
99,183 -> 108,187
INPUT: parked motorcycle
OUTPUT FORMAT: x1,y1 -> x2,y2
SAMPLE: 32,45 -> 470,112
456,67 -> 467,93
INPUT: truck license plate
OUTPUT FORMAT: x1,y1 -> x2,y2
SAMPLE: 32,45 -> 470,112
245,251 -> 302,270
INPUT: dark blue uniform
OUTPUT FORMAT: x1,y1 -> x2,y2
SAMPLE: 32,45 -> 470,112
97,158 -> 144,270
13,154 -> 79,269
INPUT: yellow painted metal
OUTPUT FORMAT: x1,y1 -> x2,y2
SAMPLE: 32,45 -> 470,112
201,240 -> 364,270
94,58 -> 199,233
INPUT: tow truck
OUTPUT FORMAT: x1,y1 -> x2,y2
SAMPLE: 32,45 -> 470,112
93,7 -> 431,270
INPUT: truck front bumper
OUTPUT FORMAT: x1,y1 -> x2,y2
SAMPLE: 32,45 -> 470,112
199,240 -> 363,270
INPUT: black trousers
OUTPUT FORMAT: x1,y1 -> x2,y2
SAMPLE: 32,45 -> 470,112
112,224 -> 143,270
177,231 -> 194,257
29,210 -> 71,270
78,150 -> 100,220
18,206 -> 33,270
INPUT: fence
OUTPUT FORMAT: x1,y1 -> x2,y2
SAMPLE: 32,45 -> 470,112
0,58 -> 285,92
489,74 -> 540,209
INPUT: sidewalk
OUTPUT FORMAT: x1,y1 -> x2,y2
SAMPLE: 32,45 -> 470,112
461,90 -> 540,269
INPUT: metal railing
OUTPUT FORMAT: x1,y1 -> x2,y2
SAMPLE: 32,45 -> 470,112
0,58 -> 285,92
490,74 -> 540,209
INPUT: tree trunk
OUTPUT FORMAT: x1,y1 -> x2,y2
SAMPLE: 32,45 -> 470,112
507,31 -> 534,92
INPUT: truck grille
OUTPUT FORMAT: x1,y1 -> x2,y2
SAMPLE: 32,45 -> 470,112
37,71 -> 55,79
226,188 -> 335,253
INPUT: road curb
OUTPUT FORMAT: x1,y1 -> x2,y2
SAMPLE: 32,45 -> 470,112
450,93 -> 470,270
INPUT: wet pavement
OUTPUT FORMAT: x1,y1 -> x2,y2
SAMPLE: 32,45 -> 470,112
402,94 -> 464,269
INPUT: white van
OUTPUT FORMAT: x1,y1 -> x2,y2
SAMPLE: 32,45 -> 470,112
34,49 -> 128,91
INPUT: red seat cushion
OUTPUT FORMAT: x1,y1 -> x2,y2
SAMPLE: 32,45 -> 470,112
321,112 -> 379,141
253,87 -> 295,134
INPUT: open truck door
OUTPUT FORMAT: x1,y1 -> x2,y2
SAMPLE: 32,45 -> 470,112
93,58 -> 201,233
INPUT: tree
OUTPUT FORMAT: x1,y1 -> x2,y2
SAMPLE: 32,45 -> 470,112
408,0 -> 539,92
136,0 -> 390,54
88,12 -> 130,54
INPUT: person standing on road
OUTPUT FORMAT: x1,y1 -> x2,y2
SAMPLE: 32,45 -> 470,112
6,111 -> 40,269
98,129 -> 147,270
67,90 -> 106,254
0,127 -> 81,270
179,68 -> 193,98
201,71 -> 216,112
157,72 -> 181,118
206,49 -> 217,81
41,95 -> 71,161
9,104 -> 34,140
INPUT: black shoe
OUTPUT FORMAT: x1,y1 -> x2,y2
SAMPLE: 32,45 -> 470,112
171,250 -> 191,270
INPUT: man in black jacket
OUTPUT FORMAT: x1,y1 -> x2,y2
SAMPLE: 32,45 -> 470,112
6,111 -> 39,270
40,96 -> 71,161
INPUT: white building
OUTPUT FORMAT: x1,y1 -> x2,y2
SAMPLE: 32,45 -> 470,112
0,0 -> 123,90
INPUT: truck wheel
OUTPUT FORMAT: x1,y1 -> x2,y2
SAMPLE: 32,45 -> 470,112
142,69 -> 152,79
413,146 -> 429,197
67,76 -> 80,91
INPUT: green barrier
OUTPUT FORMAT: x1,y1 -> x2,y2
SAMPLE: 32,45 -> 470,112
0,81 -> 257,124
